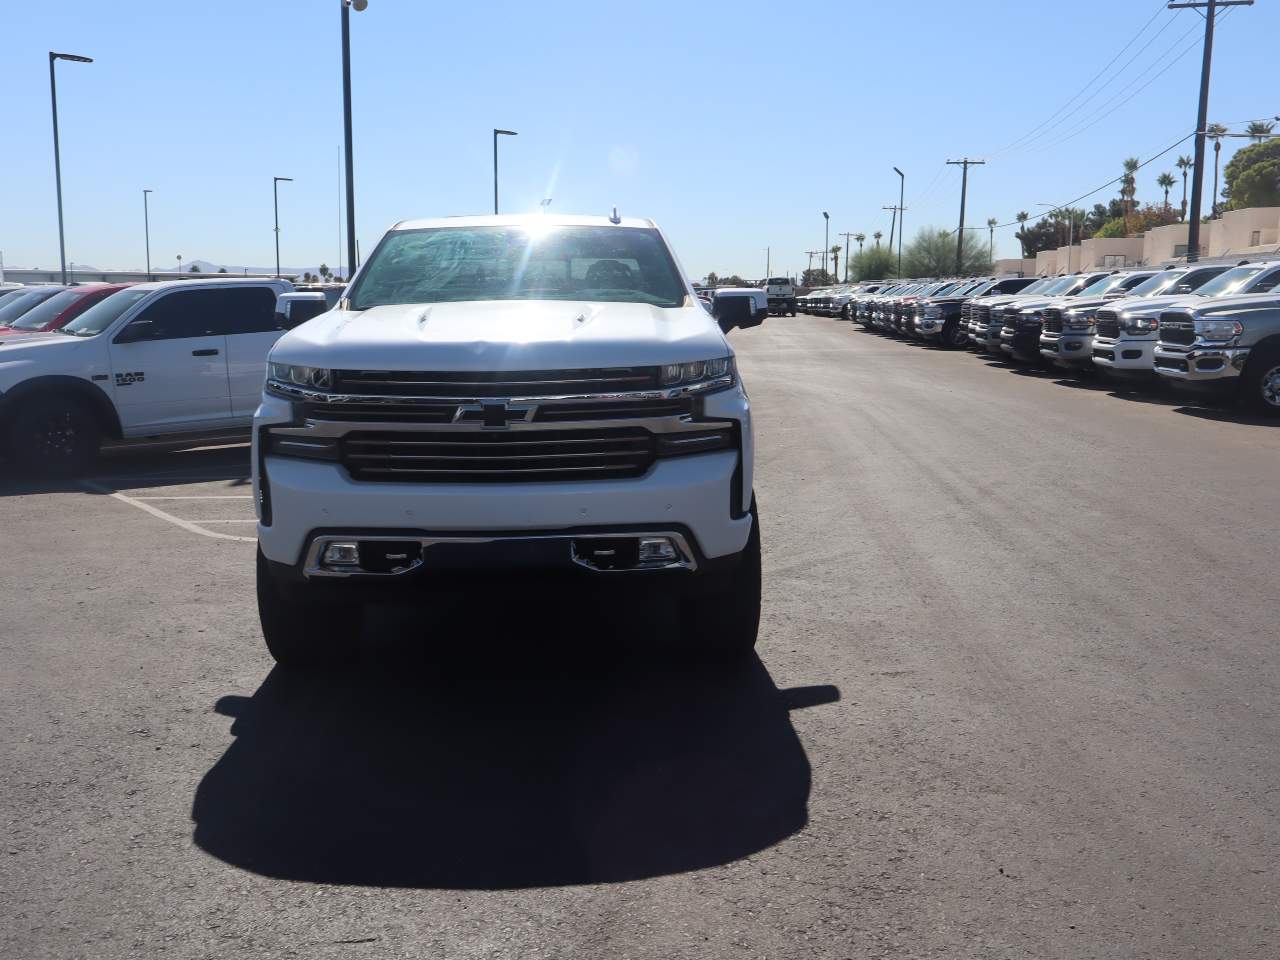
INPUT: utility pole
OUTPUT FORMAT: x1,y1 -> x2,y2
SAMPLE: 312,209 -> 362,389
884,205 -> 898,255
1169,0 -> 1251,260
822,212 -> 830,276
765,246 -> 770,278
893,166 -> 905,280
947,158 -> 985,275
839,232 -> 854,281
805,250 -> 823,277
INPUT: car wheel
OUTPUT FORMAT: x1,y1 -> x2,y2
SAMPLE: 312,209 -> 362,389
256,548 -> 363,669
942,319 -> 967,350
8,395 -> 102,476
1242,345 -> 1280,418
679,501 -> 761,661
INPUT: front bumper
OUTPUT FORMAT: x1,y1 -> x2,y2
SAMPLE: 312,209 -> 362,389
1091,337 -> 1156,372
1040,330 -> 1094,366
1153,343 -> 1249,382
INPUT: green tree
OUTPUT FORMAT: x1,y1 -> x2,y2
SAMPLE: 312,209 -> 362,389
1094,218 -> 1127,239
1245,120 -> 1275,143
830,245 -> 841,281
802,268 -> 837,286
849,247 -> 896,282
1222,138 -> 1280,209
902,227 -> 991,278
853,232 -> 865,254
1156,171 -> 1176,209
1014,211 -> 1030,257
1175,154 -> 1194,220
188,264 -> 201,273
986,217 -> 998,261
217,266 -> 228,274
1120,157 -> 1140,232
873,230 -> 883,247
318,263 -> 331,281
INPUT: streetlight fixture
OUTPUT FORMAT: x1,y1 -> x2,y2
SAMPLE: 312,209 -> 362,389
49,51 -> 93,286
822,211 -> 830,276
142,189 -> 153,280
274,176 -> 293,279
493,129 -> 518,214
540,197 -> 552,213
892,166 -> 905,278
1037,202 -> 1077,272
177,254 -> 183,277
340,0 -> 367,276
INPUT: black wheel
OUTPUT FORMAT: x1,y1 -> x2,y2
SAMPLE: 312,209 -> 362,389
1242,344 -> 1280,417
941,319 -> 967,350
7,395 -> 101,476
256,548 -> 363,669
679,502 -> 761,661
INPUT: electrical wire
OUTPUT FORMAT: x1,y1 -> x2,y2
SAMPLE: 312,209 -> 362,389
990,0 -> 1173,157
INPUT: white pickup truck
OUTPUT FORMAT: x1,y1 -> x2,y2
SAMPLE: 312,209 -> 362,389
253,214 -> 760,667
0,278 -> 303,473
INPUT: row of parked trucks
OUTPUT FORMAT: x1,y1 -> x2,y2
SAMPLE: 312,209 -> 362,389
796,262 -> 1280,415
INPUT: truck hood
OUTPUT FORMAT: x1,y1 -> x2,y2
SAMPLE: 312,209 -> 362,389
0,331 -> 77,355
1100,292 -> 1213,316
271,299 -> 731,370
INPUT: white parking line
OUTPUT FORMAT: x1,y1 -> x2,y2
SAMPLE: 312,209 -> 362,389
132,495 -> 254,500
80,480 -> 257,543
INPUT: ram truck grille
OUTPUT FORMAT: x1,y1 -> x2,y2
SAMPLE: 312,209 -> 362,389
1042,308 -> 1063,333
339,428 -> 658,483
1094,311 -> 1120,340
1158,313 -> 1197,347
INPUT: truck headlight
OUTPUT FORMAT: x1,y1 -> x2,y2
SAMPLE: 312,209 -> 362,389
1195,319 -> 1243,341
1122,314 -> 1159,333
267,362 -> 333,390
660,357 -> 736,394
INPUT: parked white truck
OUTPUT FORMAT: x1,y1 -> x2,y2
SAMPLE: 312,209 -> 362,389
253,214 -> 761,667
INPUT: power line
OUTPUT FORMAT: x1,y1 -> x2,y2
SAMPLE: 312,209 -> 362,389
992,1 -> 1175,157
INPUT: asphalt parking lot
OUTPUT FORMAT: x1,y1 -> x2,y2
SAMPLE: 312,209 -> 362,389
3,315 -> 1279,959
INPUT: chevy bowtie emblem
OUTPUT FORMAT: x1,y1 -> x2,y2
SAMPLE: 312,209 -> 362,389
454,401 -> 537,428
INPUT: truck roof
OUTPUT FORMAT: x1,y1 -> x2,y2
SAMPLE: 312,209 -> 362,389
390,213 -> 660,231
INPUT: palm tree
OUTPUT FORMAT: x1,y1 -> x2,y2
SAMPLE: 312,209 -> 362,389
1015,211 -> 1029,258
1206,123 -> 1228,218
1120,157 -> 1140,233
1176,154 -> 1193,220
986,217 -> 998,261
854,232 -> 865,254
1156,172 -> 1176,211
873,231 -> 882,248
1245,120 -> 1275,143
830,244 -> 842,281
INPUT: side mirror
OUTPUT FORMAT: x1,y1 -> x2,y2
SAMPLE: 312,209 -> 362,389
276,297 -> 328,329
711,298 -> 736,333
114,319 -> 154,344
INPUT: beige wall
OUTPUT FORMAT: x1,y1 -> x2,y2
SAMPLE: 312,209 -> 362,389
1034,250 -> 1057,275
993,258 -> 1036,276
1078,238 -> 1144,270
1207,207 -> 1280,257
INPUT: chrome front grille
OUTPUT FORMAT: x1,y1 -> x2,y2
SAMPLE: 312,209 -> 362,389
331,367 -> 661,398
1159,312 -> 1197,347
1042,308 -> 1063,334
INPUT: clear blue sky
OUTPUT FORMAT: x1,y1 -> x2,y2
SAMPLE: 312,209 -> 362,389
3,0 -> 1276,279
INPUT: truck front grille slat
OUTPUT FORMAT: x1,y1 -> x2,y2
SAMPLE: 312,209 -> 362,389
1159,311 -> 1197,347
339,428 -> 658,483
1095,319 -> 1120,340
332,367 -> 661,398
1043,308 -> 1063,334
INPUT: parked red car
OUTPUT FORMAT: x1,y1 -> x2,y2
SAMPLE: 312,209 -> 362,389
0,283 -> 134,335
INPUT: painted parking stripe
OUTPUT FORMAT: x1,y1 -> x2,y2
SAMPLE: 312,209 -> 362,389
80,480 -> 257,543
132,495 -> 254,500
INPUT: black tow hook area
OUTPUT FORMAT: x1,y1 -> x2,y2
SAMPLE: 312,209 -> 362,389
572,537 -> 640,570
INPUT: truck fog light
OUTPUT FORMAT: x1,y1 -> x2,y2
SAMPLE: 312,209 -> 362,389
637,536 -> 679,564
1066,341 -> 1083,350
322,542 -> 361,566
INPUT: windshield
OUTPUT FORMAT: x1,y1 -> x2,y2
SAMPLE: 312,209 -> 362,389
1126,271 -> 1181,297
1016,278 -> 1053,295
0,288 -> 63,326
8,289 -> 86,331
1038,276 -> 1079,296
1195,264 -> 1267,297
1076,275 -> 1130,299
348,225 -> 687,309
61,288 -> 150,337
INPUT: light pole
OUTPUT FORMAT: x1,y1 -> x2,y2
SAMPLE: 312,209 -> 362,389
765,247 -> 771,277
177,254 -> 183,277
893,166 -> 905,279
49,51 -> 93,286
822,211 -> 830,276
340,0 -> 366,276
493,129 -> 517,214
274,176 -> 293,279
142,189 -> 153,280
540,198 -> 552,213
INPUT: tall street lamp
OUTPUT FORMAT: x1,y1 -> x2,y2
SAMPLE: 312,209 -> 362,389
493,129 -> 518,214
49,51 -> 93,286
340,0 -> 367,276
893,166 -> 905,278
822,211 -> 830,276
274,176 -> 293,279
142,189 -> 154,280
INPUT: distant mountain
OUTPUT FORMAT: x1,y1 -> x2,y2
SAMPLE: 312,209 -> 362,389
173,259 -> 349,280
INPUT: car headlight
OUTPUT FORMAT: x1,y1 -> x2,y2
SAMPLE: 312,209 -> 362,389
1195,319 -> 1243,341
660,356 -> 736,394
267,362 -> 333,392
1122,314 -> 1159,334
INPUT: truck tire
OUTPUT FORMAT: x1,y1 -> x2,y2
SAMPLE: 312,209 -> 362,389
680,502 -> 761,661
942,319 -> 967,350
1242,344 -> 1280,418
7,395 -> 102,476
256,548 -> 363,669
